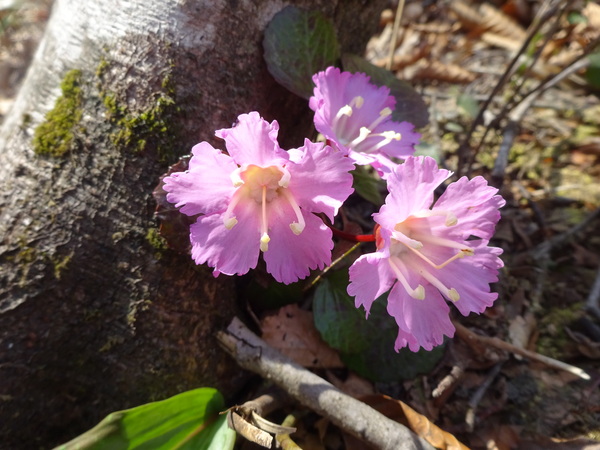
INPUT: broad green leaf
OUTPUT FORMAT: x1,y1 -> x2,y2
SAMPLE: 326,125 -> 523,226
263,6 -> 340,99
313,270 -> 445,382
55,388 -> 235,450
351,165 -> 384,206
341,53 -> 429,128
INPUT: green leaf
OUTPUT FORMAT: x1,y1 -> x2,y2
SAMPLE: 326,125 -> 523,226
456,93 -> 479,119
585,51 -> 600,90
313,270 -> 445,382
245,276 -> 304,311
55,388 -> 235,450
351,165 -> 384,206
341,53 -> 429,128
263,6 -> 340,99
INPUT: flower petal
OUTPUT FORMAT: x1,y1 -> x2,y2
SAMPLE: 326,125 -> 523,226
434,175 -> 505,241
387,281 -> 454,352
375,156 -> 452,230
189,201 -> 261,276
287,140 -> 355,221
215,112 -> 289,166
348,252 -> 396,315
262,203 -> 332,284
434,241 -> 503,316
163,142 -> 237,216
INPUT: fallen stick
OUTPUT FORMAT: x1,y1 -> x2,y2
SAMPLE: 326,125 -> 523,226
453,321 -> 591,380
217,317 -> 434,450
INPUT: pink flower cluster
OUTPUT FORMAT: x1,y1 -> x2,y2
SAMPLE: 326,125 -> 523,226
163,67 -> 504,352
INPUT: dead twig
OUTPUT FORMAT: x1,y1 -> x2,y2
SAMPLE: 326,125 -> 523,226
465,362 -> 504,432
217,317 -> 435,450
453,321 -> 591,380
585,266 -> 600,321
457,0 -> 560,176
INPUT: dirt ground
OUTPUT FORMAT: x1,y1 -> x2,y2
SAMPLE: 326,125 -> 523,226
2,1 -> 599,449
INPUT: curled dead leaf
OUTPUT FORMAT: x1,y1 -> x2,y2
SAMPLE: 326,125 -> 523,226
359,394 -> 470,450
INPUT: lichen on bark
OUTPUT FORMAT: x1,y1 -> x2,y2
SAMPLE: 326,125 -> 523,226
32,69 -> 84,157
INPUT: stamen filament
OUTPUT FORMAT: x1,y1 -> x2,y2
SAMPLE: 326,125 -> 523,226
389,257 -> 425,300
282,189 -> 305,235
368,131 -> 402,153
418,268 -> 460,302
412,233 -> 474,254
407,245 -> 471,269
391,231 -> 423,250
223,189 -> 243,229
278,166 -> 291,188
260,186 -> 270,251
413,210 -> 458,226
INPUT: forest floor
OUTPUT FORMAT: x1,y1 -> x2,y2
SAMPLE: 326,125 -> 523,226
2,0 -> 599,449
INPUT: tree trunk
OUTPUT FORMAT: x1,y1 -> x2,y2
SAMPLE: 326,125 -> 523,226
0,0 -> 386,447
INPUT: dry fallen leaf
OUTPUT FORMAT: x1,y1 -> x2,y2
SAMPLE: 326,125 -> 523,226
359,394 -> 470,450
260,304 -> 344,368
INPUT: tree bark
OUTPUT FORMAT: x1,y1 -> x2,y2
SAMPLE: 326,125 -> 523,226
0,0 -> 386,447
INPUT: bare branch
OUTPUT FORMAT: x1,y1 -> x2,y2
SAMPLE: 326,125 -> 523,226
217,317 -> 435,450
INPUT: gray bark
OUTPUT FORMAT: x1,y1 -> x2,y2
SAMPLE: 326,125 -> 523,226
0,0 -> 386,447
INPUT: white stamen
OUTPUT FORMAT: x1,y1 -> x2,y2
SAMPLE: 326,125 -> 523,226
347,127 -> 372,148
224,217 -> 238,229
389,257 -> 425,300
282,189 -> 305,235
412,233 -> 473,254
230,167 -> 244,187
391,231 -> 423,250
407,245 -> 472,270
418,269 -> 460,302
222,189 -> 243,229
259,186 -> 270,251
278,166 -> 291,188
413,210 -> 458,227
260,233 -> 270,252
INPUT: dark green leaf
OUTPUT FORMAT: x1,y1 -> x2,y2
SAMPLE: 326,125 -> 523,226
351,165 -> 384,206
263,6 -> 340,99
341,53 -> 429,128
56,388 -> 235,450
585,52 -> 600,90
245,276 -> 304,311
313,270 -> 445,382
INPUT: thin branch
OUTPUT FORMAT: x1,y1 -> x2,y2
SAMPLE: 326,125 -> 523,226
453,321 -> 591,380
386,0 -> 406,71
457,1 -> 560,176
585,266 -> 600,321
217,317 -> 435,450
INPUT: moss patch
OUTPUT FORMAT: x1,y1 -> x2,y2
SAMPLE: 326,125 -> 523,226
33,69 -> 84,157
145,227 -> 169,259
97,60 -> 180,163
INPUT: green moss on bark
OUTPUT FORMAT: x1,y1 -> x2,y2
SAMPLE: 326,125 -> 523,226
33,70 -> 84,157
96,59 -> 180,163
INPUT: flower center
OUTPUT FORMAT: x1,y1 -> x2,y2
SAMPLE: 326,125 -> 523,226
331,97 -> 402,153
384,213 -> 472,302
222,164 -> 305,252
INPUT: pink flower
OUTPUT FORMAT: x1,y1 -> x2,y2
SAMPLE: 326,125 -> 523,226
347,156 -> 505,351
163,112 -> 354,284
309,67 -> 421,176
